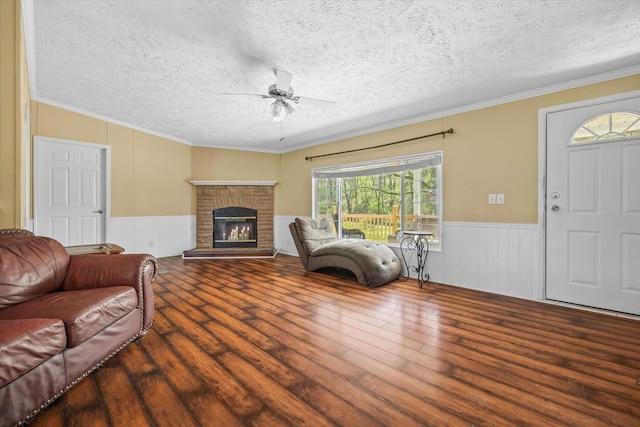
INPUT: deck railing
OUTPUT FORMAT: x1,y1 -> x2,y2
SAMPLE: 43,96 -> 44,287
325,210 -> 439,243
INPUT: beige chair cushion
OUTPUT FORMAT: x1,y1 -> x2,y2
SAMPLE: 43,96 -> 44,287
294,217 -> 338,253
310,239 -> 401,287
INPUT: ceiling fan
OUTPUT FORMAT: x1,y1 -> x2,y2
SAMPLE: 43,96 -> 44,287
222,69 -> 336,122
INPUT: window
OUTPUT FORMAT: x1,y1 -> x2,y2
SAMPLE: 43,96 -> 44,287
571,112 -> 640,145
312,152 -> 442,249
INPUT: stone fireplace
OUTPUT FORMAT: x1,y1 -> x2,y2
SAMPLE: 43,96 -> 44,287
189,181 -> 276,255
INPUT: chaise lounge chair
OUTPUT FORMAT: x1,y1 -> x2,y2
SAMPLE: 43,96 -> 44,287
289,217 -> 402,287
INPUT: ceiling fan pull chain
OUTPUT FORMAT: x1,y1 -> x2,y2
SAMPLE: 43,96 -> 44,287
280,120 -> 285,141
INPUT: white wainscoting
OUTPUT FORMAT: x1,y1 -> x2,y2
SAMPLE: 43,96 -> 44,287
275,215 -> 301,257
274,216 -> 544,302
113,215 -> 544,303
109,215 -> 195,259
434,222 -> 543,301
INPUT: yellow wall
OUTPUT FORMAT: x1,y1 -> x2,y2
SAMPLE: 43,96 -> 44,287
0,0 -> 26,228
280,75 -> 640,223
190,146 -> 281,213
441,98 -> 541,223
18,1 -> 29,227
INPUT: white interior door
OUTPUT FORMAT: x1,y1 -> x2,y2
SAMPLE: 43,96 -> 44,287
546,97 -> 640,315
34,137 -> 109,246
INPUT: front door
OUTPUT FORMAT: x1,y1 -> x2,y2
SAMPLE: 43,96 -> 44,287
34,137 -> 109,246
545,96 -> 640,315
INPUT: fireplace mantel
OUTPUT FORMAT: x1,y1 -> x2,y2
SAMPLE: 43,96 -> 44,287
190,180 -> 277,186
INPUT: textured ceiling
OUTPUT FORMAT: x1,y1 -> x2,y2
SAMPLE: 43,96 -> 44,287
25,0 -> 640,153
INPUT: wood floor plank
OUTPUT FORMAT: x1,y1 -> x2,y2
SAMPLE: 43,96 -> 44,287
138,328 -> 206,394
27,403 -> 63,427
160,306 -> 227,355
342,349 -> 516,426
292,381 -> 383,427
65,406 -> 110,427
358,372 -> 519,427
217,352 -> 334,427
59,374 -> 100,410
381,293 -> 640,400
248,408 -> 294,427
454,325 -> 639,399
185,390 -> 244,427
166,332 -> 264,417
94,363 -> 153,427
281,309 -> 408,369
249,317 -> 362,380
419,289 -> 640,362
117,340 -> 156,377
202,320 -> 304,387
160,285 -> 210,323
250,306 -> 350,360
134,371 -> 200,427
195,287 -> 253,311
200,304 -> 281,351
223,285 -> 289,315
270,347 -> 426,427
406,359 -> 640,426
413,338 -> 639,418
27,254 -> 640,426
195,289 -> 255,320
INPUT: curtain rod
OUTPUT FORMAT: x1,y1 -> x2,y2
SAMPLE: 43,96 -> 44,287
305,128 -> 454,161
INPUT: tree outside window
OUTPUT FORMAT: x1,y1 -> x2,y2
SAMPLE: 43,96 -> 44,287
312,152 -> 442,248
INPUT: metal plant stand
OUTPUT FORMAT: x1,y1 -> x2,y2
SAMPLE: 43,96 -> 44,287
399,231 -> 434,288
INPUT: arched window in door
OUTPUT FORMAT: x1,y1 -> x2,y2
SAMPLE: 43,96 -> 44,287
571,112 -> 640,145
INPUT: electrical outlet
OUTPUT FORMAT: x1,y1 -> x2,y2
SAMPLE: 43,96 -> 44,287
488,194 -> 496,204
497,194 -> 505,204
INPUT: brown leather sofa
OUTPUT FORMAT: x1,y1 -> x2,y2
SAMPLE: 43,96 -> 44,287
0,229 -> 157,427
289,217 -> 402,287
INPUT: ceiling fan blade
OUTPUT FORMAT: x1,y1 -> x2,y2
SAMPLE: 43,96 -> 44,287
220,93 -> 271,98
294,96 -> 337,108
275,69 -> 293,92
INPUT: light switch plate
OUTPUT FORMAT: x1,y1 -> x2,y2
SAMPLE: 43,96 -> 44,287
497,194 -> 505,204
488,194 -> 496,204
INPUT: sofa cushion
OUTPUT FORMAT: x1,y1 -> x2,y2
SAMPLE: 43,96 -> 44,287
0,287 -> 137,347
0,318 -> 66,388
0,236 -> 70,310
295,217 -> 338,253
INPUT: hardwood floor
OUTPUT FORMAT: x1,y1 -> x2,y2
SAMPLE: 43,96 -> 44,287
30,254 -> 640,426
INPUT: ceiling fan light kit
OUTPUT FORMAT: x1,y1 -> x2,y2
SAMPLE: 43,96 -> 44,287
271,100 -> 286,121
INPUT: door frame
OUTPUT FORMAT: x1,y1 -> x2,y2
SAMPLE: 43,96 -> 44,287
537,88 -> 640,303
33,136 -> 112,242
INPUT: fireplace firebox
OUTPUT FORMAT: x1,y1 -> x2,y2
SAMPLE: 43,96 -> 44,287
213,207 -> 257,248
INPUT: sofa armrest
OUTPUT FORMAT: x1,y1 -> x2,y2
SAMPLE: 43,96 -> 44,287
61,254 -> 158,331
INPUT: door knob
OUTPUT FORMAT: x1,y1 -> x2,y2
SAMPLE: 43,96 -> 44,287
93,209 -> 104,214
551,205 -> 560,211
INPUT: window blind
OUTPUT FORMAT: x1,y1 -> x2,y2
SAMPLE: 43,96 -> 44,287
312,153 -> 441,179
